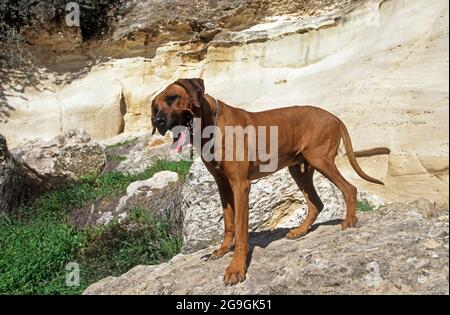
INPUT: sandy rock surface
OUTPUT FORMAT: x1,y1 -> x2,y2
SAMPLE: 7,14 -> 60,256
84,200 -> 449,295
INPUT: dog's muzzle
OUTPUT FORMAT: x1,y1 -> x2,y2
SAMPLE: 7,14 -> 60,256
153,113 -> 169,135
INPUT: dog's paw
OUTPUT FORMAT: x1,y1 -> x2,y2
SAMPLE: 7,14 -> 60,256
341,216 -> 358,229
208,248 -> 229,260
223,262 -> 247,285
285,227 -> 308,240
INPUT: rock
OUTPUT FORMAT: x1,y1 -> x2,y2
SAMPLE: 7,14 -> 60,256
69,170 -> 183,233
422,239 -> 441,250
110,0 -> 355,57
102,132 -> 195,174
11,129 -> 106,193
112,133 -> 172,174
181,158 -> 383,253
83,202 -> 449,295
3,0 -> 356,75
0,134 -> 22,213
127,171 -> 179,194
99,171 -> 180,225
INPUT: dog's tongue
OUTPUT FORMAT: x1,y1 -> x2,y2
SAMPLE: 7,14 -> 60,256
170,130 -> 187,154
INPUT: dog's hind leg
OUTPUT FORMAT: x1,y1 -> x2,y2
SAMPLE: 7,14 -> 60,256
286,162 -> 324,239
307,157 -> 358,229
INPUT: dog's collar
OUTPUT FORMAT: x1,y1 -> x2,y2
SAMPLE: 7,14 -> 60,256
213,97 -> 221,128
210,97 -> 221,143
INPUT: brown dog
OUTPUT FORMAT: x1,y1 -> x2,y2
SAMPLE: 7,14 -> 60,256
151,78 -> 384,285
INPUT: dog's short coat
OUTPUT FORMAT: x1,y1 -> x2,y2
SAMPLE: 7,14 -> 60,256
151,78 -> 384,285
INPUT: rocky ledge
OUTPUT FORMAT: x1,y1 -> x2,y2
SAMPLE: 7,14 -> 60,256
84,200 -> 449,295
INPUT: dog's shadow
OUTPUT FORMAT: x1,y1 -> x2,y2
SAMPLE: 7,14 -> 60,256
201,219 -> 342,266
246,219 -> 342,267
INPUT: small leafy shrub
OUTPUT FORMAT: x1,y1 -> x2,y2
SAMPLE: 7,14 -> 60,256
356,199 -> 375,212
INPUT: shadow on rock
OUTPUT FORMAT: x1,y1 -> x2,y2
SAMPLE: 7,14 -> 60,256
246,219 -> 343,267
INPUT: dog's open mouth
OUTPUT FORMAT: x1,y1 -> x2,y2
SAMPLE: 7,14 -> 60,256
170,127 -> 190,154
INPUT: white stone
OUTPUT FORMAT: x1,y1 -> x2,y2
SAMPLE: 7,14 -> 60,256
115,171 -> 179,214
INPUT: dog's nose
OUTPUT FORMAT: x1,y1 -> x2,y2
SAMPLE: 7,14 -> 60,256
155,116 -> 165,125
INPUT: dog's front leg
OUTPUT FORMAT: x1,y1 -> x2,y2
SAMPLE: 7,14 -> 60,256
224,179 -> 250,285
209,175 -> 235,260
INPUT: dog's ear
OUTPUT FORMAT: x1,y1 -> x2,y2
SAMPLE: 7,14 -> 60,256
150,98 -> 157,135
174,78 -> 205,108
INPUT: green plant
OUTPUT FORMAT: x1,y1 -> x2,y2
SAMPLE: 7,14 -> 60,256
136,158 -> 192,181
0,217 -> 84,294
356,199 -> 375,212
105,138 -> 138,150
106,153 -> 127,162
16,158 -> 192,222
79,208 -> 182,286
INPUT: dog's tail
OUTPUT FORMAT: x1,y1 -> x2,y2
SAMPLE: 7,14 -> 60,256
337,119 -> 385,185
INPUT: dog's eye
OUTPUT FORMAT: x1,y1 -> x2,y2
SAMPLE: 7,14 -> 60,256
152,106 -> 158,115
166,95 -> 179,105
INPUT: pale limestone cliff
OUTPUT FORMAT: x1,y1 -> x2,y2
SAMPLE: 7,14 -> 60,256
1,0 -> 447,205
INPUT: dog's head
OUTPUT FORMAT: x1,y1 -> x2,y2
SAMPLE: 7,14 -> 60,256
151,78 -> 205,153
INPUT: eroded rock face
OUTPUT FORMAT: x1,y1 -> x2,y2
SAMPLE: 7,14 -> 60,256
83,201 -> 449,295
110,0 -> 357,58
181,158 -> 383,254
2,0 -> 358,70
11,129 -> 106,193
0,134 -> 22,213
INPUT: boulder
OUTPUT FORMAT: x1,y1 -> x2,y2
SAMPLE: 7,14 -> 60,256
0,134 -> 22,213
111,133 -> 172,174
11,129 -> 106,193
69,170 -> 183,233
181,158 -> 383,253
97,171 -> 180,226
83,201 -> 449,295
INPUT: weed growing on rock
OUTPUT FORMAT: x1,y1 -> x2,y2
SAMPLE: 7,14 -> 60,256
356,199 -> 375,212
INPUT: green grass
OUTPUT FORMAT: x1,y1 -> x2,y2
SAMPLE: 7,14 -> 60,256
106,153 -> 127,162
356,199 -> 375,212
105,138 -> 138,150
79,208 -> 182,287
0,158 -> 192,295
0,216 -> 84,294
14,158 -> 192,222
